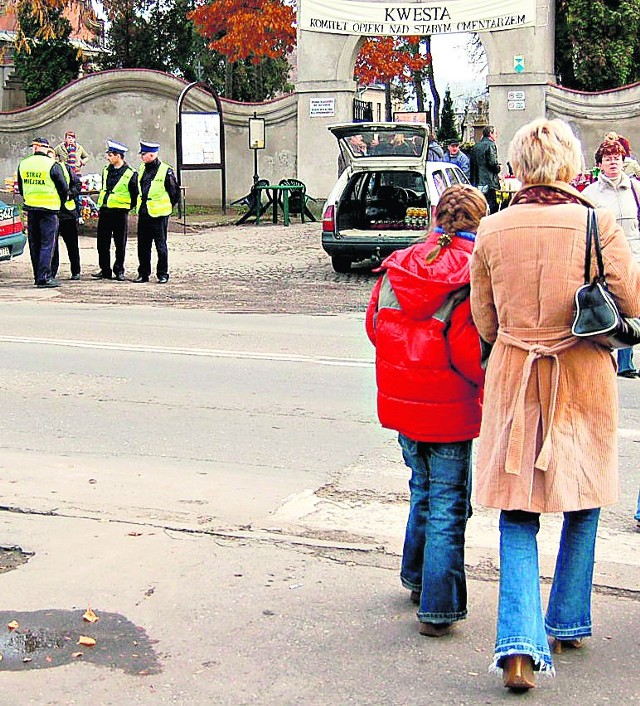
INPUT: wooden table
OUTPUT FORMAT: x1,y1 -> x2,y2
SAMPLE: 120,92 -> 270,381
254,184 -> 306,226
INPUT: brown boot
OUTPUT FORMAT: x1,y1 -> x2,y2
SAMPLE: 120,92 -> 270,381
418,621 -> 451,637
502,654 -> 536,691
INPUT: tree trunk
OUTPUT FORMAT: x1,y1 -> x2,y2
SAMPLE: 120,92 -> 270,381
385,81 -> 392,121
423,36 -> 440,128
413,69 -> 424,112
224,58 -> 233,98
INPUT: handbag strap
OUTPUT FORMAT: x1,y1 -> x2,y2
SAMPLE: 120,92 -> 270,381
587,207 -> 606,283
584,208 -> 593,284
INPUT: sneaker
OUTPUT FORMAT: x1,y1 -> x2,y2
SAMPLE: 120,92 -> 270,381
91,271 -> 112,280
36,278 -> 60,288
70,273 -> 81,281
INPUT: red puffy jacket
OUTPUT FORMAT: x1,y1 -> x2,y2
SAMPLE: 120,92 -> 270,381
366,233 -> 484,442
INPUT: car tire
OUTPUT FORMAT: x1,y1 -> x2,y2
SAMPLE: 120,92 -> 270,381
331,255 -> 352,273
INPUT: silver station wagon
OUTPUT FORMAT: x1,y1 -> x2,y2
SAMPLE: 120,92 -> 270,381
321,122 -> 469,272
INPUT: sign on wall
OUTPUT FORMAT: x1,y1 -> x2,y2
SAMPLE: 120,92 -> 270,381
310,98 -> 336,117
180,112 -> 222,167
300,0 -> 536,36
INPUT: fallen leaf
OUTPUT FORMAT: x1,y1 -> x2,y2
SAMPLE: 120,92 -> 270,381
128,532 -> 143,537
88,478 -> 97,484
7,620 -> 19,631
78,636 -> 96,647
72,652 -> 83,658
83,607 -> 99,623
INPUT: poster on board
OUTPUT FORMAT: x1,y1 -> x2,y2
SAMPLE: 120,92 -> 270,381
180,112 -> 222,166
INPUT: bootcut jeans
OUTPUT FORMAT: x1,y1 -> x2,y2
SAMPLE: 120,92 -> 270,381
617,347 -> 635,374
398,434 -> 472,625
494,507 -> 600,675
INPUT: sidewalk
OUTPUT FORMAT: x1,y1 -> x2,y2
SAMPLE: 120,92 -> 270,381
0,508 -> 637,705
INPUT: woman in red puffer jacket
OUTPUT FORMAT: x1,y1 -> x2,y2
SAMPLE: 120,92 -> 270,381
366,184 -> 487,638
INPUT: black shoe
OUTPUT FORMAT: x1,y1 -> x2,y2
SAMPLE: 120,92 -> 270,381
410,590 -> 420,605
158,275 -> 169,283
617,370 -> 638,379
91,271 -> 112,280
36,278 -> 60,288
70,273 -> 81,281
134,276 -> 149,283
115,273 -> 125,281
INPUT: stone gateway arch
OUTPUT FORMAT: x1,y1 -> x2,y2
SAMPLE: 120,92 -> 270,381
295,0 -> 555,196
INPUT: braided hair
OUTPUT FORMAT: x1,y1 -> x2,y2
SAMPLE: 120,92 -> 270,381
425,184 -> 488,263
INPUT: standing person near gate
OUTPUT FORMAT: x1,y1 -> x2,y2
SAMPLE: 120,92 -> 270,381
50,147 -> 82,281
471,125 -> 501,214
134,141 -> 180,284
17,137 -> 68,288
92,140 -> 138,281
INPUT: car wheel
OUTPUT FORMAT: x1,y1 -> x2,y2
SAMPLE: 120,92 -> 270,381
331,255 -> 352,273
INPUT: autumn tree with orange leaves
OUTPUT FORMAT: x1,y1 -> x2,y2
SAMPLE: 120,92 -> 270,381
189,0 -> 296,99
355,36 -> 432,122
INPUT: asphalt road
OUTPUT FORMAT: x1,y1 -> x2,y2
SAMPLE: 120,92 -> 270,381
0,223 -> 638,704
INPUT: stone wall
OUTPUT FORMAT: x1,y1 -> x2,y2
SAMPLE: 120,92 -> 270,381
0,69 -> 298,204
546,82 -> 640,169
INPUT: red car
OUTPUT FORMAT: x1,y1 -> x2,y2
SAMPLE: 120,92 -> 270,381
0,197 -> 26,262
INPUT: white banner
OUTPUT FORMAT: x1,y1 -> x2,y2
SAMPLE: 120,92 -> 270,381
300,0 -> 536,36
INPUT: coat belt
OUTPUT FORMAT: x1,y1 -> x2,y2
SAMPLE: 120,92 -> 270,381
497,330 -> 578,476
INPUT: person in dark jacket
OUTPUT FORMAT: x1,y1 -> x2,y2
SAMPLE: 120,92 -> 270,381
92,140 -> 138,281
17,137 -> 69,288
366,184 -> 487,638
134,141 -> 180,283
50,148 -> 82,280
470,125 -> 501,213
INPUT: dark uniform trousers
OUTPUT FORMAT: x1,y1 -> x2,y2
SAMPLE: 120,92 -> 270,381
137,213 -> 169,280
27,211 -> 59,284
97,209 -> 129,277
52,218 -> 81,278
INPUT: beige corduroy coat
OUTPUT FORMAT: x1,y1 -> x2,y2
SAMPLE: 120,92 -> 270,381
470,184 -> 640,513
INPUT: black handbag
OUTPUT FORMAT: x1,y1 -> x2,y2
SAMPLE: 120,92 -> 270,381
571,208 -> 640,348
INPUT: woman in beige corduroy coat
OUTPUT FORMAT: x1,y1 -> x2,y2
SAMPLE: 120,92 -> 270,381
470,119 -> 640,691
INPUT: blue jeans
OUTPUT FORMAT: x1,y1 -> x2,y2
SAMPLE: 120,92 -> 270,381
398,434 -> 472,624
495,508 -> 600,675
635,490 -> 640,521
617,347 -> 634,373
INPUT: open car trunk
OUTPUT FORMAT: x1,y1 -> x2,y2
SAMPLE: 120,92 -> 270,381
336,169 -> 430,236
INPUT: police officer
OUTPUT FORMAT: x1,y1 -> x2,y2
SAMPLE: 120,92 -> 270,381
134,141 -> 180,283
17,137 -> 68,288
50,147 -> 82,280
92,140 -> 138,281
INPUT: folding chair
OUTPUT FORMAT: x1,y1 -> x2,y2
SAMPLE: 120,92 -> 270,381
278,178 -> 317,222
232,179 -> 273,225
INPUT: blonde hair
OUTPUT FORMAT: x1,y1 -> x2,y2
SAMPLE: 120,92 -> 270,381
425,184 -> 488,263
508,118 -> 582,185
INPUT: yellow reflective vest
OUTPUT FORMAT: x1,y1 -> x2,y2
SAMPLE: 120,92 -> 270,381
18,154 -> 62,211
61,166 -> 76,212
137,162 -> 172,217
97,165 -> 135,209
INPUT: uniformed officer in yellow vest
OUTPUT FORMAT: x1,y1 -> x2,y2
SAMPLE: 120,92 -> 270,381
134,141 -> 180,284
17,137 -> 69,287
92,139 -> 139,281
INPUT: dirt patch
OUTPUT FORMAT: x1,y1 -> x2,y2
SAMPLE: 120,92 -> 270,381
0,222 -> 380,314
0,546 -> 33,575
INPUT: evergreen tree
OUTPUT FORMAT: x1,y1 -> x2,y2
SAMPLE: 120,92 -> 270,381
436,89 -> 459,143
13,5 -> 81,105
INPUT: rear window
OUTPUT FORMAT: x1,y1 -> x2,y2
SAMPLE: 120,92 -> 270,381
344,131 -> 425,158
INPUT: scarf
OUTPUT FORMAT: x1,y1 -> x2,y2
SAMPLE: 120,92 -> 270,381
510,183 -> 584,206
